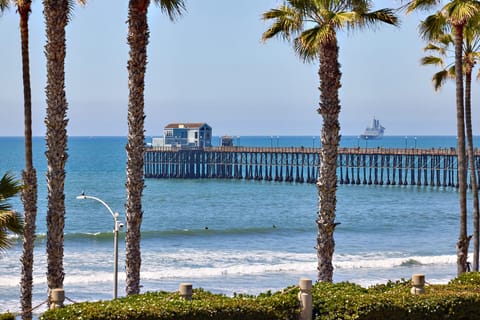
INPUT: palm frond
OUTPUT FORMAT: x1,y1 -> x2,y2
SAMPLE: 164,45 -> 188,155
437,32 -> 454,46
423,36 -> 451,55
421,55 -> 445,67
421,11 -> 480,90
154,0 -> 186,21
404,0 -> 441,14
349,0 -> 371,14
473,51 -> 480,60
0,172 -> 22,212
262,5 -> 303,42
419,12 -> 449,41
444,0 -> 480,25
289,0 -> 315,14
432,69 -> 450,91
294,25 -> 330,63
329,8 -> 398,33
329,11 -> 357,29
263,0 -> 399,63
0,211 -> 23,234
424,42 -> 450,58
0,0 -> 10,12
0,210 -> 23,250
358,9 -> 399,27
424,42 -> 441,51
66,0 -> 76,23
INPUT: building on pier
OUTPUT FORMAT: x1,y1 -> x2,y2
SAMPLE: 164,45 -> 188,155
221,136 -> 234,147
152,123 -> 212,148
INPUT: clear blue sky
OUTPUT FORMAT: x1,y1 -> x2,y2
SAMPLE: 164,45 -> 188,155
1,0 -> 475,137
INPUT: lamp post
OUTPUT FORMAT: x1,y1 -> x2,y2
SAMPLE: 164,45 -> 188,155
76,194 -> 123,299
312,136 -> 315,148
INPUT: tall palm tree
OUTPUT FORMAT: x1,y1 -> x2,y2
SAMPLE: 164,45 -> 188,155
125,0 -> 185,295
407,0 -> 480,274
43,0 -> 85,296
262,0 -> 398,282
0,2 -> 38,318
0,172 -> 24,250
421,20 -> 480,271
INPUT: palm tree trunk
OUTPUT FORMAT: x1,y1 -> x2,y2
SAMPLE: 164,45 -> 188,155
453,24 -> 470,275
44,0 -> 69,292
316,34 -> 341,282
18,3 -> 38,318
21,169 -> 36,320
125,0 -> 149,296
464,68 -> 479,271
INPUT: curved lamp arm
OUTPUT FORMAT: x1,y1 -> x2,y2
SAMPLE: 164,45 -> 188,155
76,194 -> 118,220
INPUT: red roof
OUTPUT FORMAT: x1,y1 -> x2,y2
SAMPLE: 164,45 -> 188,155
165,123 -> 209,129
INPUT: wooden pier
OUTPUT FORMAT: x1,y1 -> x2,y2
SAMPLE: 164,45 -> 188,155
144,146 -> 480,187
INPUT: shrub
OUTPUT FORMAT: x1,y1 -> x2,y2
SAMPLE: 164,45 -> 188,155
40,273 -> 480,320
0,313 -> 15,320
311,274 -> 480,320
40,288 -> 299,320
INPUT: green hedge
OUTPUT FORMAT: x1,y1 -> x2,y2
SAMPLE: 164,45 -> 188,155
0,313 -> 15,320
40,288 -> 300,320
312,274 -> 480,319
40,273 -> 480,320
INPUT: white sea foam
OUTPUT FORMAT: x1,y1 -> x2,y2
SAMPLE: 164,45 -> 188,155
0,249 -> 460,290
334,253 -> 457,269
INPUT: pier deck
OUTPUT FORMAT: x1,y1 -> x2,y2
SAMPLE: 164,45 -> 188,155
144,146 -> 480,187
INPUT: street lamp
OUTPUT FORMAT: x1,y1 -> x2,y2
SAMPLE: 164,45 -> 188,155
312,136 -> 315,148
76,193 -> 123,299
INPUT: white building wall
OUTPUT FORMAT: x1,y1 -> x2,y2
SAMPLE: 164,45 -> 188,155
152,137 -> 165,147
188,130 -> 197,145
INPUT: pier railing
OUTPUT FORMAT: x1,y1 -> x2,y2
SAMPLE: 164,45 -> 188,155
144,146 -> 480,187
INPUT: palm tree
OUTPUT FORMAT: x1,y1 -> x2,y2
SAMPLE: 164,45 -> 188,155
0,172 -> 24,250
0,2 -> 38,318
420,20 -> 480,271
43,0 -> 85,295
262,0 -> 398,282
407,0 -> 480,274
125,0 -> 185,295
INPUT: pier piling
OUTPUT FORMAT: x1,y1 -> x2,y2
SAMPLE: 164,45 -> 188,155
144,146 -> 472,188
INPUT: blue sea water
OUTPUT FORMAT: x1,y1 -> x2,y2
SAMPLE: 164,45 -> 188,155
0,135 -> 476,315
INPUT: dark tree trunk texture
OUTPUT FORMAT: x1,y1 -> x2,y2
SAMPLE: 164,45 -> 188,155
453,24 -> 470,275
125,0 -> 149,296
316,33 -> 341,282
44,0 -> 69,293
464,67 -> 479,271
18,2 -> 38,319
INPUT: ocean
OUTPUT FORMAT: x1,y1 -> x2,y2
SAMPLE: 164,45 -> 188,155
0,135 -> 476,315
